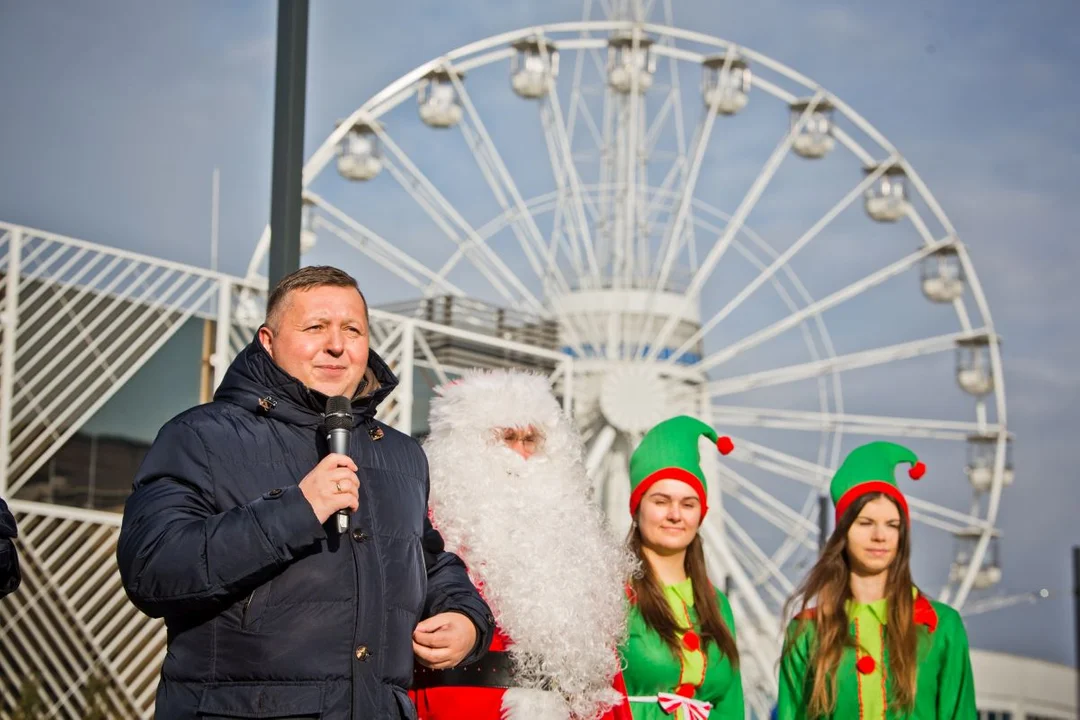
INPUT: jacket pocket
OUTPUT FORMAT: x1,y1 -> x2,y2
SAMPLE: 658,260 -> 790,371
240,582 -> 271,631
391,685 -> 418,720
197,681 -> 323,718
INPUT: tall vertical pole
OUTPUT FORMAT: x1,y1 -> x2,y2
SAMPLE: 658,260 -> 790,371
818,494 -> 830,554
1073,546 -> 1079,719
268,0 -> 310,288
0,228 -> 22,496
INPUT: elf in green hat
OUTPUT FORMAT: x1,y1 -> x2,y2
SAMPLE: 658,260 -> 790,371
777,441 -> 977,720
618,416 -> 744,720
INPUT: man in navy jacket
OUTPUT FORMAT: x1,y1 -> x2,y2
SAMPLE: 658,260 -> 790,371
0,496 -> 19,598
117,266 -> 493,719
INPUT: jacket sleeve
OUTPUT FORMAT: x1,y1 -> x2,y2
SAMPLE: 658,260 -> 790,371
936,610 -> 977,720
776,620 -> 811,720
116,419 -> 327,622
0,497 -> 21,599
420,514 -> 494,664
714,591 -> 745,719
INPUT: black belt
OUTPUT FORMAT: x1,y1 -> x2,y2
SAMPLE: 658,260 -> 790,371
413,651 -> 545,690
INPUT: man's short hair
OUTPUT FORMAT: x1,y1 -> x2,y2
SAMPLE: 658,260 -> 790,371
264,265 -> 368,330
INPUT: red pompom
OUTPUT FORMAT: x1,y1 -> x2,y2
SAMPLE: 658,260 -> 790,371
856,655 -> 876,675
675,683 -> 696,698
717,436 -> 735,455
682,631 -> 701,652
909,461 -> 926,480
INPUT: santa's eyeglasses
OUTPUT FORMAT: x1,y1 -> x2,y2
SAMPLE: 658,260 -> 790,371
496,427 -> 544,452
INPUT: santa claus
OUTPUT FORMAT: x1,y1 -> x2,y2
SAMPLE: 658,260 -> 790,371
409,369 -> 635,720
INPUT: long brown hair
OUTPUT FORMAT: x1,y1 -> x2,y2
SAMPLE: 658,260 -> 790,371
628,525 -> 739,667
782,492 -> 918,718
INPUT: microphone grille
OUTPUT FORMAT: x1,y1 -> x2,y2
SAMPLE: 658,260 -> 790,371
324,395 -> 354,431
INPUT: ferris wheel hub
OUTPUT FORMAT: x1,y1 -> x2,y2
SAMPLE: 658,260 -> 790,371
599,364 -> 671,433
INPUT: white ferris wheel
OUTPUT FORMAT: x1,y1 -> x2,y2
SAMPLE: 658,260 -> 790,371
244,1 -> 1011,712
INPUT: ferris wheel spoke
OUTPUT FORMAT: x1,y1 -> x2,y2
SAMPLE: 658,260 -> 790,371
647,109 -> 720,304
314,218 -> 429,291
714,461 -> 820,541
566,44 -> 607,154
699,517 -> 782,641
711,405 -> 999,442
448,74 -> 574,296
374,126 -> 544,312
652,63 -> 782,315
644,92 -> 677,153
575,97 -> 606,157
382,159 -> 519,305
724,527 -> 791,609
458,122 -> 557,287
722,509 -> 797,597
666,159 -> 903,367
662,40 -> 689,160
563,24 -> 596,152
585,424 -> 618,484
541,73 -> 603,280
641,99 -> 817,362
722,597 -> 782,706
700,239 -> 951,374
304,192 -> 464,297
709,329 -> 983,398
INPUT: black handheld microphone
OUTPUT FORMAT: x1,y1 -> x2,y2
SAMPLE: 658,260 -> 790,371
323,395 -> 354,534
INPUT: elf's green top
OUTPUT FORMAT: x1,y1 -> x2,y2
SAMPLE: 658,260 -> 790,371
628,416 -> 734,519
830,441 -> 926,523
777,591 -> 976,720
620,579 -> 744,720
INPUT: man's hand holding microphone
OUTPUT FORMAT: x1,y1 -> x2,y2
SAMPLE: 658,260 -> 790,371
301,395 -> 358,530
299,453 -> 359,525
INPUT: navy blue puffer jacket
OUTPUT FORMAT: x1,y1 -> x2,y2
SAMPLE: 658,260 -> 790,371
117,339 -> 493,719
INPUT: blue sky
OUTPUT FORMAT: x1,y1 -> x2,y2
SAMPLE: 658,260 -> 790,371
2,0 -> 1079,667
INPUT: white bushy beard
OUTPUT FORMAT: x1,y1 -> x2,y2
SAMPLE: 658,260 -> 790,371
427,437 -> 633,720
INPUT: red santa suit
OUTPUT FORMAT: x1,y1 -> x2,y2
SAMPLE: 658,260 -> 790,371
409,370 -> 635,720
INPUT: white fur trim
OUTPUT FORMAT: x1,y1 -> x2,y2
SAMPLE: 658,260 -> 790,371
425,369 -> 637,720
501,688 -> 571,720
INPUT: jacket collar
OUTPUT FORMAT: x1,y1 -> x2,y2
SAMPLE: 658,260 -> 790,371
213,333 -> 398,427
797,588 -> 939,634
912,591 -> 938,633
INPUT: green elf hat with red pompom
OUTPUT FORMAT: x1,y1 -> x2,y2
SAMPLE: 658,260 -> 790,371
831,441 -> 927,524
628,415 -> 734,519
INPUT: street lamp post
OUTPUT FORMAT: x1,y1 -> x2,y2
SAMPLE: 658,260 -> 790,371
268,0 -> 310,288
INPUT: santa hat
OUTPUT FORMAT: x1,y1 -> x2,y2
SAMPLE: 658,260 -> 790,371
628,415 -> 734,519
429,370 -> 565,437
831,441 -> 926,524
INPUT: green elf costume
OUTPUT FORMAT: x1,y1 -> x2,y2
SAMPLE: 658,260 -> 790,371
618,416 -> 744,720
777,441 -> 977,720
